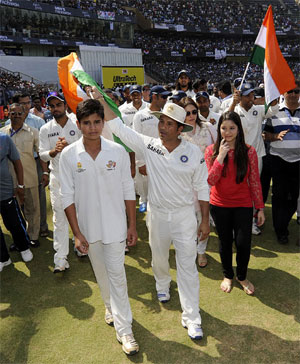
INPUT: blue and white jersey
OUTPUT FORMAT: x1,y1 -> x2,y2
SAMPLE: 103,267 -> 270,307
264,103 -> 300,163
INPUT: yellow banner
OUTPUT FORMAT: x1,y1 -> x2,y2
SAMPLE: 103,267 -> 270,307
102,66 -> 144,88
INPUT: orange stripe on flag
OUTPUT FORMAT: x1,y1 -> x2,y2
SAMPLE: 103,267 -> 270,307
58,53 -> 83,113
264,6 -> 296,95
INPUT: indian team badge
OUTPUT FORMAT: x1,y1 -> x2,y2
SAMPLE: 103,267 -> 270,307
180,155 -> 188,163
253,110 -> 258,116
167,105 -> 174,113
106,160 -> 116,170
76,162 -> 86,173
70,130 -> 76,136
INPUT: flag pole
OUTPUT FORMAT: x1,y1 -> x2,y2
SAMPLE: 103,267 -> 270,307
238,62 -> 250,90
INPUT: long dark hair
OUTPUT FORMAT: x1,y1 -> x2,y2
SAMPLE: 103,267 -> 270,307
212,111 -> 249,184
178,97 -> 202,128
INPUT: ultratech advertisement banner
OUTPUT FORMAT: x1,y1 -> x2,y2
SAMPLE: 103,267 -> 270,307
102,66 -> 144,88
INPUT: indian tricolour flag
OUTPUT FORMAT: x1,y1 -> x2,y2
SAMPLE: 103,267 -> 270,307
249,5 -> 296,105
57,52 -> 132,152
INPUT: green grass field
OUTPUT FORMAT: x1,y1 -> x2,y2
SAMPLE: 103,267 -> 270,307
0,193 -> 299,364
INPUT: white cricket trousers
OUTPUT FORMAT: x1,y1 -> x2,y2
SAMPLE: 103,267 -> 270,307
49,175 -> 69,265
196,210 -> 209,255
88,240 -> 133,336
146,204 -> 201,325
135,168 -> 148,204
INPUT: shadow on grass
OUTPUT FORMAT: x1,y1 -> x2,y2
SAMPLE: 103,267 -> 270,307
126,264 -> 181,314
125,312 -> 299,364
247,266 -> 300,323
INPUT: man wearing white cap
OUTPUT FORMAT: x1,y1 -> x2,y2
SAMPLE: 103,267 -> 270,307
91,87 -> 210,341
39,92 -> 81,272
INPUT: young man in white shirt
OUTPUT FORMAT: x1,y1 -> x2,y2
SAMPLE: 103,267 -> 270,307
39,92 -> 81,272
59,99 -> 139,356
91,87 -> 210,341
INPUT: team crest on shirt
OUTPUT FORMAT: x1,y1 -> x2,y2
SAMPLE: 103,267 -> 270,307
76,162 -> 86,173
253,110 -> 258,116
70,130 -> 76,136
180,155 -> 188,163
106,160 -> 116,170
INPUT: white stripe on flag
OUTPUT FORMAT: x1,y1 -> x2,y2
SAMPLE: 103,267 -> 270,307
255,25 -> 267,48
264,60 -> 280,105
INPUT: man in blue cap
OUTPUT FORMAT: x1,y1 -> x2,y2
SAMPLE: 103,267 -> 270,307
174,70 -> 195,98
132,85 -> 172,212
39,92 -> 81,272
120,85 -> 148,128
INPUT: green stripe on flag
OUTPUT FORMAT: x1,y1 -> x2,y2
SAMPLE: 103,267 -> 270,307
72,70 -> 133,153
249,45 -> 265,67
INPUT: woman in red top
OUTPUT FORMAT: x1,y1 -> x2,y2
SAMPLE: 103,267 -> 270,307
205,111 -> 265,295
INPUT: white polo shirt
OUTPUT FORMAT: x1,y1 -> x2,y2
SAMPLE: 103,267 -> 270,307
120,100 -> 148,128
39,117 -> 81,178
199,110 -> 221,128
132,107 -> 159,138
107,117 -> 210,210
59,136 -> 135,244
231,103 -> 279,157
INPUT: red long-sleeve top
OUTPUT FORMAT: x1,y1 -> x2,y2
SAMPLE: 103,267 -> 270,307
204,144 -> 264,209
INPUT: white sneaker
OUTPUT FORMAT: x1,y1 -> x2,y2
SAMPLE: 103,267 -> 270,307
181,319 -> 203,340
116,332 -> 139,355
0,258 -> 12,272
252,220 -> 261,235
54,258 -> 70,273
20,249 -> 33,262
104,307 -> 114,326
157,291 -> 170,303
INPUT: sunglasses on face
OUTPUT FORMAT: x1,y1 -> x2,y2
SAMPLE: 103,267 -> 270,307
10,111 -> 24,116
186,110 -> 198,116
287,89 -> 300,94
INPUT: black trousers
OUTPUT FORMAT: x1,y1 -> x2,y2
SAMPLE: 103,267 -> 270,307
271,155 -> 300,238
0,196 -> 30,262
210,204 -> 253,281
260,154 -> 272,204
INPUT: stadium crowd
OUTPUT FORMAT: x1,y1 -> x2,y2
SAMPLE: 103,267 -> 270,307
29,0 -> 299,31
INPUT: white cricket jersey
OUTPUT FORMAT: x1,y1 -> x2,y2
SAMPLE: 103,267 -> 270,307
107,117 -> 210,210
120,100 -> 148,128
219,95 -> 233,113
209,95 -> 221,113
232,103 -> 279,157
199,110 -> 221,128
39,117 -> 81,177
59,136 -> 135,244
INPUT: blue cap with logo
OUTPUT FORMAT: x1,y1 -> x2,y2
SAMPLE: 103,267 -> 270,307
150,85 -> 172,97
46,91 -> 66,104
177,69 -> 191,79
129,85 -> 142,95
170,90 -> 187,101
195,91 -> 210,100
240,83 -> 255,96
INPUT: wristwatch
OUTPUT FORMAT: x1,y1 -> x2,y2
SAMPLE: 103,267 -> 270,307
18,184 -> 25,189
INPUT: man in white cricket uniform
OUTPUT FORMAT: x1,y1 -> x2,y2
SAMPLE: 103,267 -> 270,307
120,85 -> 148,128
39,92 -> 81,272
195,91 -> 221,129
59,99 -> 139,356
132,85 -> 171,212
93,87 -> 210,341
